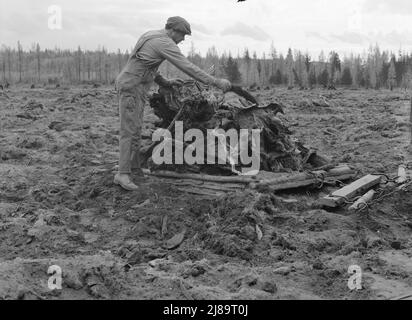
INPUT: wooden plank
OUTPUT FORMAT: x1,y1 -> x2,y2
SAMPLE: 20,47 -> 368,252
319,174 -> 382,208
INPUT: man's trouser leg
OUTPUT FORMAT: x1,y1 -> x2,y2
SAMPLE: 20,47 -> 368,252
118,88 -> 145,174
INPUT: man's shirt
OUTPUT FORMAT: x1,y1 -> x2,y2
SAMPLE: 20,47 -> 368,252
121,29 -> 215,85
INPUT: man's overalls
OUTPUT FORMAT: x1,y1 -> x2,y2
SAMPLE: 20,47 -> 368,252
115,31 -> 165,174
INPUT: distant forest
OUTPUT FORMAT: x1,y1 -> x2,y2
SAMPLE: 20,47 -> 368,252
1,42 -> 412,90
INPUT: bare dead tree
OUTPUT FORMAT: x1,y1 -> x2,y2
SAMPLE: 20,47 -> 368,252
1,49 -> 5,82
86,54 -> 91,80
17,41 -> 23,82
98,46 -> 103,82
77,46 -> 82,82
36,43 -> 41,82
7,47 -> 11,82
117,49 -> 122,73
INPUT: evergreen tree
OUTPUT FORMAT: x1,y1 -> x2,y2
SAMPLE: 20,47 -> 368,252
17,41 -> 23,82
341,67 -> 353,86
303,53 -> 311,88
36,43 -> 41,82
329,51 -> 341,86
269,69 -> 283,85
243,49 -> 251,85
224,55 -> 242,84
318,68 -> 329,87
308,68 -> 317,88
285,48 -> 294,87
388,55 -> 396,90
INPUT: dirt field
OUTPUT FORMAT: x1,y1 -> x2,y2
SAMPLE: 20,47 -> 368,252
0,85 -> 411,300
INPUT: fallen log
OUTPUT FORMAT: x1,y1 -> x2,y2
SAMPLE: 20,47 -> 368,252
143,165 -> 356,194
173,183 -> 245,193
252,173 -> 356,192
141,168 -> 256,184
319,174 -> 382,208
171,180 -> 245,190
252,165 -> 355,188
176,187 -> 226,197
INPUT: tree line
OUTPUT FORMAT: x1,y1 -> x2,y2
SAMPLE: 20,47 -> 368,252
1,42 -> 412,90
0,43 -> 128,86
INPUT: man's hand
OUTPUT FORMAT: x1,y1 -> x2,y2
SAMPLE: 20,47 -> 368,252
214,78 -> 232,92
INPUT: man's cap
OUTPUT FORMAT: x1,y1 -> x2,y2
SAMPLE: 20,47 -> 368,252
165,16 -> 191,35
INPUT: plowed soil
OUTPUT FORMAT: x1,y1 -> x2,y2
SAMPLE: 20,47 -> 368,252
0,86 -> 411,300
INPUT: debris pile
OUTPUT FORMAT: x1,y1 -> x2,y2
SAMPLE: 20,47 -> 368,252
147,81 -> 325,175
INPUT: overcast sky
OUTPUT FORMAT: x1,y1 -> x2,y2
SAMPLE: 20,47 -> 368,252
1,0 -> 412,58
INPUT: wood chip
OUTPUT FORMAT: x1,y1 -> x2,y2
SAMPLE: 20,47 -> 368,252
256,225 -> 263,241
163,230 -> 186,250
161,215 -> 168,239
131,199 -> 151,209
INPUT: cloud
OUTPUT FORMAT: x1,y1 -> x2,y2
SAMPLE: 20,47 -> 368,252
305,29 -> 412,49
221,22 -> 271,41
191,23 -> 212,35
330,32 -> 370,45
305,31 -> 330,42
306,31 -> 369,45
310,30 -> 412,47
363,0 -> 412,15
373,30 -> 412,46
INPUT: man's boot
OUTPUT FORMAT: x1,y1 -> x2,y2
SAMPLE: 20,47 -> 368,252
114,173 -> 139,191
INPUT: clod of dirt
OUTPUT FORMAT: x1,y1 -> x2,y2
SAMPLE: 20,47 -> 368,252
63,271 -> 83,290
127,248 -> 144,265
260,281 -> 277,294
312,260 -> 325,270
366,235 -> 386,248
179,259 -> 210,278
16,113 -> 39,120
0,148 -> 27,160
188,264 -> 207,277
273,266 -> 292,275
49,121 -> 71,132
228,273 -> 278,295
17,137 -> 44,149
24,100 -> 44,111
27,214 -> 50,240
390,241 -> 402,250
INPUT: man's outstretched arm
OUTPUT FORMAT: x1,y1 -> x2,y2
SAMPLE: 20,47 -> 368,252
154,39 -> 232,91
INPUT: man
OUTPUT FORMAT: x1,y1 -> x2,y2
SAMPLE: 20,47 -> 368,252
114,16 -> 232,191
